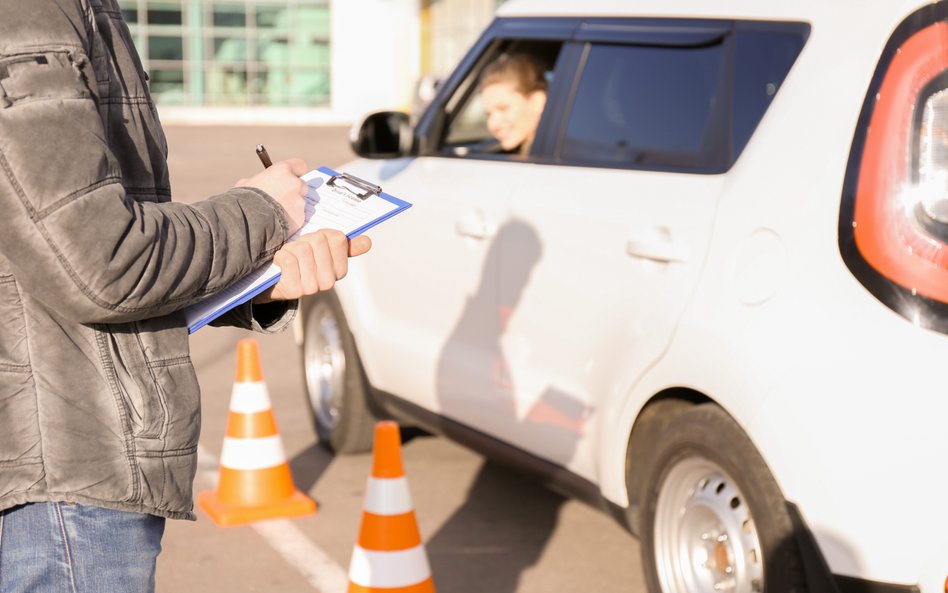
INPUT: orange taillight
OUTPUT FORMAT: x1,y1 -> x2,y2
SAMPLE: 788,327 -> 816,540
852,22 -> 948,303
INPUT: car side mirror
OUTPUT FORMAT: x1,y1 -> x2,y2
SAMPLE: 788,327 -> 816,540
349,111 -> 413,159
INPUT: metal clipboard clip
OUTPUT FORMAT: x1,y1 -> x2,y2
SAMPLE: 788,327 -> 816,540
326,172 -> 382,201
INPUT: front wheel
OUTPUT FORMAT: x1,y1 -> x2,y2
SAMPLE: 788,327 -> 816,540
639,404 -> 807,593
300,291 -> 376,453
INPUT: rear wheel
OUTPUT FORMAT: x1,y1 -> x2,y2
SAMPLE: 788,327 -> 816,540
300,291 -> 376,453
639,404 -> 807,593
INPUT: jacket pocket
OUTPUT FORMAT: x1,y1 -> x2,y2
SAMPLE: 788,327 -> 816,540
0,274 -> 30,371
0,49 -> 94,109
142,355 -> 201,455
134,316 -> 200,449
0,271 -> 41,473
104,323 -> 168,439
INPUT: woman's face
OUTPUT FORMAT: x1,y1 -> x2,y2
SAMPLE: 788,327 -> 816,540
481,80 -> 547,151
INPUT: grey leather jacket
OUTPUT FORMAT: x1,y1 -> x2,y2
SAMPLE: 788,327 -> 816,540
0,0 -> 294,519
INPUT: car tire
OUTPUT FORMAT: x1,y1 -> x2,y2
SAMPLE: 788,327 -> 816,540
639,404 -> 807,593
300,291 -> 377,454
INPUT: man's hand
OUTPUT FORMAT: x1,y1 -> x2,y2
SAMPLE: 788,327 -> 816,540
235,158 -> 310,234
252,230 -> 372,303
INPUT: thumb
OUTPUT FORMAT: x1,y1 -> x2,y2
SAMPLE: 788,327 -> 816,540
348,235 -> 372,257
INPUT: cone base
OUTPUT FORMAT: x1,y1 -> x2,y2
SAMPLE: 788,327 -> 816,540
197,489 -> 316,527
348,577 -> 436,593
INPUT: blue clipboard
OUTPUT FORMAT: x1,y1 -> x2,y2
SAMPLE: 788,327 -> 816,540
184,167 -> 411,333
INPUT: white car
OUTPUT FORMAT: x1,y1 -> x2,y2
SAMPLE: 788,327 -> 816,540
298,1 -> 948,591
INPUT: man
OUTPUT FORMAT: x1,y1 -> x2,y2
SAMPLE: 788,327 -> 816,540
0,1 -> 369,591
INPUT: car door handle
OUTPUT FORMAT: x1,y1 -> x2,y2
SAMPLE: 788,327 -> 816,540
625,238 -> 691,263
455,219 -> 497,240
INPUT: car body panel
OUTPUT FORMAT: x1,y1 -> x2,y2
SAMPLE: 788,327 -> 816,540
501,166 -> 724,480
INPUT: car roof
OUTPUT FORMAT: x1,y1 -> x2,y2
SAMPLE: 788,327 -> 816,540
494,0 -> 930,26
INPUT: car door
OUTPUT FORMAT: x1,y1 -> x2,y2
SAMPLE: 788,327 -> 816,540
339,155 -> 511,415
494,28 -> 738,478
338,26 -> 570,417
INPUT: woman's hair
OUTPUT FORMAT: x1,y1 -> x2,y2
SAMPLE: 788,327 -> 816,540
479,53 -> 547,95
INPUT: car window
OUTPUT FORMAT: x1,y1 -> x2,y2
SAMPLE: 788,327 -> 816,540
559,42 -> 729,170
441,40 -> 564,158
733,27 -> 808,159
444,91 -> 491,148
553,22 -> 808,173
426,21 -> 807,170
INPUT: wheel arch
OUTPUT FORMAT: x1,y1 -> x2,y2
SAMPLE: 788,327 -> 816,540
623,388 -> 711,535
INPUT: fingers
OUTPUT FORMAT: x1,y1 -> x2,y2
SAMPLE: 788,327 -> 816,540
296,232 -> 338,290
270,249 -> 302,299
284,157 -> 309,177
263,230 -> 362,302
307,230 -> 351,282
288,241 -> 323,293
262,246 -> 319,303
266,160 -> 310,199
232,158 -> 312,235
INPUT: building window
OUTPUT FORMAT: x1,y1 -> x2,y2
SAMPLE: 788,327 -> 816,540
119,0 -> 331,107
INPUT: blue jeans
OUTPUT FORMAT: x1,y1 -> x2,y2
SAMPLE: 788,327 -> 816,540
0,502 -> 165,593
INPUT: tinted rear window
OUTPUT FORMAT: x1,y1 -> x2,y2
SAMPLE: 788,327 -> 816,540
561,42 -> 728,169
556,22 -> 808,173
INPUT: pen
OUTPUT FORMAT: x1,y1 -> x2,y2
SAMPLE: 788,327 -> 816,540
255,144 -> 272,168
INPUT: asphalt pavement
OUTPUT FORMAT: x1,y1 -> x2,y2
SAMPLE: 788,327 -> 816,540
156,123 -> 648,593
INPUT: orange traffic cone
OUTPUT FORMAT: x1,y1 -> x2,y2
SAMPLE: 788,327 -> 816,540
347,421 -> 435,593
197,338 -> 316,527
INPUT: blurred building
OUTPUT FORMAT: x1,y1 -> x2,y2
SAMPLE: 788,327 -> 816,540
117,0 -> 504,124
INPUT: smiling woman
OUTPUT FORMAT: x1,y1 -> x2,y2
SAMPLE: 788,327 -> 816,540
478,52 -> 548,156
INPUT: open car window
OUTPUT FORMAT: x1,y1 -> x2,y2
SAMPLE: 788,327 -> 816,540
440,40 -> 564,159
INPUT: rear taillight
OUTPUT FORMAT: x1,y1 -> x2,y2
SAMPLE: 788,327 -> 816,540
853,22 -> 948,299
840,8 -> 948,331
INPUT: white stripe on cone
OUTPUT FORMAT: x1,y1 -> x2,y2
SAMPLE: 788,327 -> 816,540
364,477 -> 414,516
348,545 -> 432,589
229,382 -> 273,414
219,435 -> 286,470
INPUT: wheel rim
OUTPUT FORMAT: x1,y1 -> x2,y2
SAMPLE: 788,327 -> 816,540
303,301 -> 346,434
653,457 -> 764,593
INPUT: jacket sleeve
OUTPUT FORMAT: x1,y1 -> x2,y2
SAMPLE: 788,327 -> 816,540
0,1 -> 289,324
